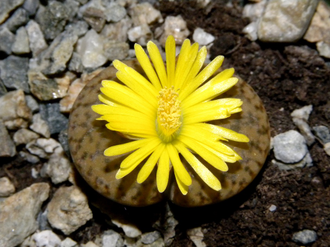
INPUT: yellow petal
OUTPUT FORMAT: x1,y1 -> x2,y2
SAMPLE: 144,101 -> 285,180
175,142 -> 221,191
178,136 -> 228,171
147,41 -> 168,87
106,122 -> 156,138
174,170 -> 189,195
184,98 -> 243,115
182,77 -> 238,109
179,55 -> 224,101
104,139 -> 150,156
101,114 -> 153,129
183,108 -> 230,124
199,124 -> 250,143
92,104 -> 153,120
167,144 -> 192,186
156,147 -> 170,193
120,138 -> 160,169
135,43 -> 162,90
165,35 -> 176,87
137,143 -> 165,184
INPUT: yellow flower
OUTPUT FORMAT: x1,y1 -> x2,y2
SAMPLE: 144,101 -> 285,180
92,35 -> 249,195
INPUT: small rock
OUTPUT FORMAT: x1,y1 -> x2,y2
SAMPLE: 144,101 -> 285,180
76,29 -> 107,68
35,1 -> 70,40
291,105 -> 315,145
0,120 -> 16,157
316,41 -> 330,59
61,237 -> 78,247
23,0 -> 40,16
269,205 -> 277,212
292,229 -> 317,245
291,105 -> 313,121
25,95 -> 39,113
104,2 -> 127,22
47,186 -> 93,235
243,21 -> 258,41
128,2 -> 163,26
41,31 -> 79,75
30,113 -> 51,138
258,0 -> 319,42
101,17 -> 133,42
26,138 -> 62,159
192,28 -> 215,46
80,1 -> 106,32
65,20 -> 89,38
127,24 -> 152,46
19,150 -> 40,164
0,0 -> 25,24
4,8 -> 29,32
81,241 -> 99,247
242,0 -> 267,22
0,27 -> 15,55
272,152 -> 313,170
64,0 -> 80,21
68,52 -> 84,73
12,26 -> 31,54
59,68 -> 103,112
32,230 -> 62,247
187,227 -> 206,247
112,220 -> 142,238
313,125 -> 330,144
0,183 -> 50,247
272,130 -> 308,163
102,230 -> 124,247
40,103 -> 69,135
104,41 -> 129,61
157,15 -> 190,47
13,128 -> 39,146
324,143 -> 330,156
26,20 -> 48,56
141,231 -> 162,245
0,89 -> 32,129
304,1 -> 330,43
0,55 -> 30,93
0,177 -> 15,196
40,150 -> 73,184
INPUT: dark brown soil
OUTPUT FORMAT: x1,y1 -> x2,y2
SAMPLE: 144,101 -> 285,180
2,1 -> 330,246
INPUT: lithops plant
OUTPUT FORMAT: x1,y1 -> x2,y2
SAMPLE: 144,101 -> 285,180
68,36 -> 270,207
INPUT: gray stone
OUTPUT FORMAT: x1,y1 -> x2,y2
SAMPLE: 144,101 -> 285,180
23,0 -> 40,16
13,128 -> 39,146
32,230 -> 62,247
258,0 -> 320,42
0,79 -> 7,96
19,150 -> 40,164
102,230 -> 124,247
0,183 -> 50,247
272,130 -> 308,163
25,95 -> 39,113
26,138 -> 62,159
0,55 -> 29,92
291,105 -> 315,145
61,237 -> 78,247
104,41 -> 129,61
0,90 -> 32,130
127,24 -> 152,46
26,20 -> 48,56
243,21 -> 258,41
100,17 -> 133,42
64,0 -> 80,21
324,143 -> 330,156
81,242 -> 99,247
42,31 -> 78,75
141,231 -> 162,245
192,28 -> 215,46
4,8 -> 29,32
187,227 -> 206,247
242,0 -> 267,22
12,26 -> 31,54
128,2 -> 163,26
104,2 -> 127,22
40,103 -> 69,135
79,0 -> 107,32
272,152 -> 313,170
65,20 -> 89,38
0,120 -> 16,157
40,150 -> 72,184
313,125 -> 330,144
30,113 -> 51,138
291,105 -> 313,121
112,220 -> 142,238
58,129 -> 70,157
316,41 -> 330,59
0,27 -> 15,54
47,186 -> 93,235
28,71 -> 66,101
76,29 -> 107,68
0,177 -> 15,197
292,229 -> 317,245
68,52 -> 84,73
0,0 -> 25,24
35,2 -> 70,40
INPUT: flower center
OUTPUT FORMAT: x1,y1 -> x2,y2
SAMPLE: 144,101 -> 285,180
157,86 -> 182,141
